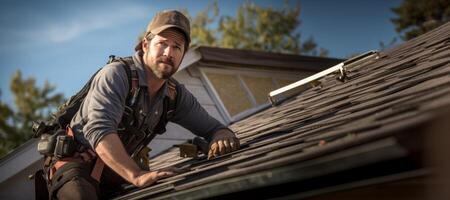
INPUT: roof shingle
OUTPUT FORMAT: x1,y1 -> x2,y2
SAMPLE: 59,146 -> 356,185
114,21 -> 450,199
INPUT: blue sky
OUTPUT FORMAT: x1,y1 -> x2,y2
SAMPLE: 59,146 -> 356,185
0,0 -> 402,108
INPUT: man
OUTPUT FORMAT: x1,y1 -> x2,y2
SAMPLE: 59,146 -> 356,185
51,10 -> 240,199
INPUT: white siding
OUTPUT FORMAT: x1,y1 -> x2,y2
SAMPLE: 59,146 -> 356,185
173,69 -> 203,86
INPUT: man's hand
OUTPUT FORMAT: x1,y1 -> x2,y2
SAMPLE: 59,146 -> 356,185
96,133 -> 177,188
208,129 -> 240,159
133,169 -> 176,188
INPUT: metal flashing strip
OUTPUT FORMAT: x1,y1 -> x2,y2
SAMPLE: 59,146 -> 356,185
268,51 -> 379,106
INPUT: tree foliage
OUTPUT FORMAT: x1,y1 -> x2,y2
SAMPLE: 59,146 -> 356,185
391,0 -> 450,40
0,70 -> 64,157
187,1 -> 328,57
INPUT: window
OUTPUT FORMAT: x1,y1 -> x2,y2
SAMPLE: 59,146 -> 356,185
205,72 -> 253,116
202,68 -> 308,121
241,75 -> 276,105
276,78 -> 296,88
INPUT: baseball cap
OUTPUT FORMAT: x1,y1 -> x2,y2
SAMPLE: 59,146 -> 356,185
135,10 -> 191,51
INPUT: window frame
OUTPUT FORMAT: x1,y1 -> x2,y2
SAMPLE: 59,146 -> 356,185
199,67 -> 307,123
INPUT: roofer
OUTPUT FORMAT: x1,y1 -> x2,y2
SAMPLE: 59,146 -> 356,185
36,10 -> 240,199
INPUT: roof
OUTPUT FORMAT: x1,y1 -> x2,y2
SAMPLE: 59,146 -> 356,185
0,139 -> 41,183
113,21 -> 450,199
180,46 -> 344,72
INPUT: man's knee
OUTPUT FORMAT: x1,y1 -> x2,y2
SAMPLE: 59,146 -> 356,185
56,177 -> 98,200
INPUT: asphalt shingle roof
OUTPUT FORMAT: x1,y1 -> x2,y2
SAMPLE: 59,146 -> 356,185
114,21 -> 450,200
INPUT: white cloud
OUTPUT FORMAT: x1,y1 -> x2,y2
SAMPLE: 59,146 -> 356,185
32,3 -> 148,43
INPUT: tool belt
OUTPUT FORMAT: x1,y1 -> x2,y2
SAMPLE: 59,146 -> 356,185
40,127 -> 105,199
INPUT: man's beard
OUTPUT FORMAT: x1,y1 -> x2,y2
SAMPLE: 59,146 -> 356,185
149,56 -> 177,80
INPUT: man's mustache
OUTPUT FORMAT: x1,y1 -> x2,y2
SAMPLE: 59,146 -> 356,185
156,56 -> 174,67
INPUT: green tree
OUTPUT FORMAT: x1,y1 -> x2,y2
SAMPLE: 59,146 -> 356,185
188,1 -> 328,57
0,92 -> 17,157
391,0 -> 450,40
189,2 -> 219,47
0,70 -> 64,157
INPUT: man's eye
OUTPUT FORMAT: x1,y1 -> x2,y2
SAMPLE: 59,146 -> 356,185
156,42 -> 166,46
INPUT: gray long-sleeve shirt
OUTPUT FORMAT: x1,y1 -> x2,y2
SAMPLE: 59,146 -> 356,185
70,51 -> 226,149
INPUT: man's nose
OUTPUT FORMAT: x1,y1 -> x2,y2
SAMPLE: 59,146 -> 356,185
163,46 -> 175,58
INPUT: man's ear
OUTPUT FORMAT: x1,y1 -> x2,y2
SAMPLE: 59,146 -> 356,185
141,38 -> 149,53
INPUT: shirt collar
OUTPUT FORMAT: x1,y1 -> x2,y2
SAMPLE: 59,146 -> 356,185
132,51 -> 149,88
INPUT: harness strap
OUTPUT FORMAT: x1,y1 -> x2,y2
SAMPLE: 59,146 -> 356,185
46,127 -> 104,198
84,57 -> 136,183
83,57 -> 137,183
152,78 -> 178,136
67,127 -> 104,182
131,70 -> 139,95
166,79 -> 178,119
117,57 -> 140,107
90,158 -> 104,182
49,127 -> 101,181
49,127 -> 81,179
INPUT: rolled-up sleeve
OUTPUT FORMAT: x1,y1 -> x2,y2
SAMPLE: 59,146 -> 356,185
83,64 -> 129,148
170,84 -> 227,141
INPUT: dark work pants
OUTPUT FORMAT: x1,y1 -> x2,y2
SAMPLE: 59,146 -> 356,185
55,176 -> 98,200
